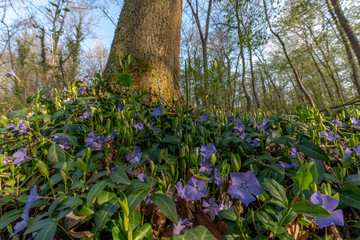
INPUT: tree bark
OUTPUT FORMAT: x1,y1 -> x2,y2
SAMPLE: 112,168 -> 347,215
330,0 -> 360,68
327,0 -> 360,96
104,0 -> 183,101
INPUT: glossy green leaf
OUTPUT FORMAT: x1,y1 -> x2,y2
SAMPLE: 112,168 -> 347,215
47,143 -> 66,166
87,180 -> 109,207
262,178 -> 288,208
339,184 -> 360,208
95,199 -> 120,229
292,201 -> 331,218
344,174 -> 360,186
173,226 -> 217,240
133,223 -> 152,240
110,167 -> 130,185
127,189 -> 148,211
34,219 -> 57,240
150,193 -> 178,224
296,141 -> 329,163
0,209 -> 22,231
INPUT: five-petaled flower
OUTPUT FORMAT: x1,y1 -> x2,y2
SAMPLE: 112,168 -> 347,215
152,106 -> 163,117
126,147 -> 142,164
79,108 -> 92,120
228,171 -> 264,206
52,136 -> 71,149
84,132 -> 106,151
200,143 -> 217,160
309,191 -> 344,229
183,177 -> 207,201
203,198 -> 220,220
12,148 -> 28,166
351,117 -> 360,125
173,217 -> 193,235
321,131 -> 340,142
198,115 -> 208,123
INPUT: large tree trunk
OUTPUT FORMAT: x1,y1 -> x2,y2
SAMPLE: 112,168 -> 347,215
330,0 -> 360,68
104,0 -> 183,101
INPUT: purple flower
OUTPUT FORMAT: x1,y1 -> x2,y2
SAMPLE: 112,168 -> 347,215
228,171 -> 264,207
331,119 -> 343,127
199,158 -> 213,174
2,154 -> 11,164
203,198 -> 220,220
351,117 -> 360,125
5,70 -> 16,77
219,199 -> 233,211
279,160 -> 295,169
175,181 -> 186,199
13,185 -> 43,236
84,132 -> 106,151
183,177 -> 207,201
115,101 -> 123,112
52,136 -> 70,149
198,115 -> 208,123
77,87 -> 86,96
210,168 -> 224,186
6,121 -> 29,135
257,118 -> 270,131
152,106 -> 163,118
289,147 -> 300,158
249,139 -> 261,148
137,173 -> 146,182
62,87 -> 68,93
309,191 -> 344,229
79,108 -> 91,120
107,128 -> 116,142
228,115 -> 235,122
321,131 -> 340,141
173,217 -> 193,235
132,122 -> 144,132
353,145 -> 360,157
12,148 -> 28,166
126,147 -> 142,164
200,143 -> 217,160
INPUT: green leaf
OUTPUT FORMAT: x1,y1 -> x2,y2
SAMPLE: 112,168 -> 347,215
127,189 -> 148,211
133,223 -> 153,240
117,73 -> 132,87
296,141 -> 329,163
110,167 -> 130,185
219,210 -> 237,222
97,190 -> 117,205
129,210 -> 142,231
0,209 -> 22,230
48,194 -> 65,216
173,226 -> 217,240
95,199 -> 120,229
292,201 -> 331,218
161,135 -> 178,144
339,184 -> 360,208
47,143 -> 66,165
150,193 -> 178,224
51,110 -> 65,121
262,178 -> 288,208
57,197 -> 83,211
38,161 -> 49,179
85,171 -> 109,185
292,165 -> 313,191
8,109 -> 27,119
34,219 -> 57,240
25,218 -> 57,235
87,180 -> 109,207
344,174 -> 360,186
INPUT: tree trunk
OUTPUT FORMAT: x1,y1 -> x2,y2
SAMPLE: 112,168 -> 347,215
263,0 -> 315,108
104,0 -> 183,101
330,0 -> 360,68
327,0 -> 360,96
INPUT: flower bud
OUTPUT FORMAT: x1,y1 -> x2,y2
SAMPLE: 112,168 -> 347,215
209,154 -> 216,165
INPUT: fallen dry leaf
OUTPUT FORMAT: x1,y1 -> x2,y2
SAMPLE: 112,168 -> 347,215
286,220 -> 309,240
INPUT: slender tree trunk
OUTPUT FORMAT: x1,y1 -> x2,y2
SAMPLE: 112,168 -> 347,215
330,0 -> 360,67
104,0 -> 183,101
249,48 -> 260,110
327,0 -> 360,96
263,0 -> 315,108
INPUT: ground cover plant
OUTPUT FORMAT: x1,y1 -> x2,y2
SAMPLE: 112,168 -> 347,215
1,71 -> 360,240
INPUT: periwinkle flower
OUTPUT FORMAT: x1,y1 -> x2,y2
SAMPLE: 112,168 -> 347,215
321,131 -> 340,141
228,171 -> 264,207
115,101 -> 123,112
219,199 -> 233,211
198,115 -> 208,123
353,145 -> 360,157
126,147 -> 142,164
175,181 -> 186,199
309,191 -> 344,229
107,128 -> 116,142
331,119 -> 343,127
79,108 -> 91,120
6,121 -> 29,135
200,143 -> 217,160
289,147 -> 300,158
62,87 -> 68,93
351,117 -> 360,125
132,122 -> 144,132
183,177 -> 207,201
2,154 -> 11,164
199,158 -> 213,174
249,139 -> 260,148
279,160 -> 295,169
5,70 -> 16,77
228,115 -> 235,122
13,185 -> 43,236
210,168 -> 224,186
152,106 -> 163,117
52,136 -> 70,149
203,198 -> 220,220
77,87 -> 86,96
84,132 -> 106,151
12,148 -> 28,166
137,172 -> 147,182
173,217 -> 193,235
